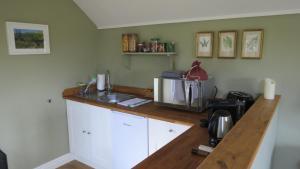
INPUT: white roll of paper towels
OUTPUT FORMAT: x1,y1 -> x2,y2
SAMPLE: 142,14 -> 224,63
264,78 -> 276,100
97,74 -> 105,91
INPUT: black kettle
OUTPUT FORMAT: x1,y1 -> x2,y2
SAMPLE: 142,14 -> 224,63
208,110 -> 233,147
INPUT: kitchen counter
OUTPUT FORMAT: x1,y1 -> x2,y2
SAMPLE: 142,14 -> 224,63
63,85 -> 281,169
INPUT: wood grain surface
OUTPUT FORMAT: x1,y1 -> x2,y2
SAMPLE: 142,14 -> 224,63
63,85 -> 153,99
112,85 -> 154,98
197,95 -> 281,169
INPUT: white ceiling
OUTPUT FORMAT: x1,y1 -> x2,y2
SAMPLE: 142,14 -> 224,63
73,0 -> 300,29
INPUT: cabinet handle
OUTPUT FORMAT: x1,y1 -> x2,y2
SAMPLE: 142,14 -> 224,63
123,123 -> 132,127
169,129 -> 174,133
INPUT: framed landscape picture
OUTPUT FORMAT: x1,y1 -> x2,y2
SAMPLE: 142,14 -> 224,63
196,32 -> 213,57
218,31 -> 237,58
241,29 -> 264,59
6,22 -> 50,55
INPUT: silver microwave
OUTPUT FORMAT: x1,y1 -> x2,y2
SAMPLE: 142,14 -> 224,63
154,77 -> 215,112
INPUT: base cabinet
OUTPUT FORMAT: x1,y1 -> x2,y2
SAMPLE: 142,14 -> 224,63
67,100 -> 112,169
111,111 -> 148,169
148,118 -> 191,155
67,100 -> 191,169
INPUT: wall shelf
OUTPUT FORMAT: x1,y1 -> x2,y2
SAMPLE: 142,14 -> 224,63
122,52 -> 176,70
122,52 -> 176,56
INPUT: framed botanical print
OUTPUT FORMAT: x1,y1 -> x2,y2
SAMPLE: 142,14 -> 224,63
218,31 -> 237,58
241,29 -> 264,59
196,32 -> 213,57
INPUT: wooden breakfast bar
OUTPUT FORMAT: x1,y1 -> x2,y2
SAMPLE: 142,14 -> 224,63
196,95 -> 280,169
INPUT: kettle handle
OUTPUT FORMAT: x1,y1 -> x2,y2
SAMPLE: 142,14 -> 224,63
208,112 -> 218,138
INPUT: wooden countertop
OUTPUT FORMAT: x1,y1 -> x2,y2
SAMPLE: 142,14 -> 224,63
65,95 -> 203,126
63,86 -> 280,169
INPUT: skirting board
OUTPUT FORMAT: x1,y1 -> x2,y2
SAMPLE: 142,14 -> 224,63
34,153 -> 75,169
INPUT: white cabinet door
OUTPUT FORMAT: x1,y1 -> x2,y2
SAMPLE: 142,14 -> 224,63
67,100 -> 91,161
148,118 -> 191,155
88,104 -> 112,169
67,100 -> 112,169
112,111 -> 148,169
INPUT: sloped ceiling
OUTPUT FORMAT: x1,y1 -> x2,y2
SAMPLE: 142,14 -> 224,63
73,0 -> 300,29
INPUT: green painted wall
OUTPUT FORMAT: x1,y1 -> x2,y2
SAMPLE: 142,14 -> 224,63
0,0 -> 97,169
96,14 -> 300,169
1,1 -> 299,168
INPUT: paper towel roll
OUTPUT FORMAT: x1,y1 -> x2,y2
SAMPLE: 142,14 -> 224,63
97,74 -> 105,91
264,78 -> 276,100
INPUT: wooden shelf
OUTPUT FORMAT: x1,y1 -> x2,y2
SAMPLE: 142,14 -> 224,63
122,52 -> 176,56
122,52 -> 176,70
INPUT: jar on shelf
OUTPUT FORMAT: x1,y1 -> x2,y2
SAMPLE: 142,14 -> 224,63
122,34 -> 129,52
158,43 -> 165,52
166,41 -> 175,52
164,43 -> 168,52
137,43 -> 144,52
143,42 -> 150,52
150,38 -> 160,52
128,33 -> 138,52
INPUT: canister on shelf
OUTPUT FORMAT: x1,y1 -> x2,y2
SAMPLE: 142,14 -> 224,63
158,43 -> 165,52
150,38 -> 160,52
143,42 -> 150,52
128,33 -> 138,52
164,43 -> 168,52
166,41 -> 175,52
137,43 -> 144,52
122,34 -> 129,52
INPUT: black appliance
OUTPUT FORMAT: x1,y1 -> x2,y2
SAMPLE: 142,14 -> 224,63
199,91 -> 254,146
208,110 -> 233,147
227,91 -> 254,111
0,150 -> 8,169
206,99 -> 246,124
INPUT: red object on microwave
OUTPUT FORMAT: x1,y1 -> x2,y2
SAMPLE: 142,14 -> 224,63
185,60 -> 208,80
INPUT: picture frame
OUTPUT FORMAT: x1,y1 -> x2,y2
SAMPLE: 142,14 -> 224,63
6,22 -> 50,55
218,31 -> 237,58
196,32 -> 214,57
241,29 -> 264,59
